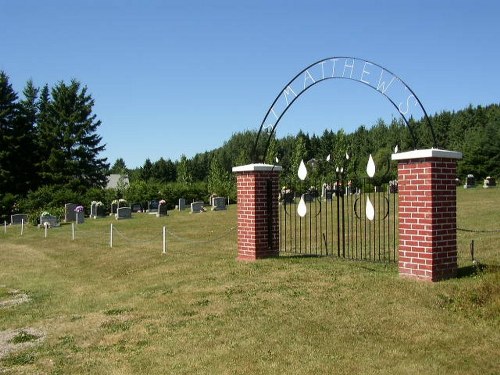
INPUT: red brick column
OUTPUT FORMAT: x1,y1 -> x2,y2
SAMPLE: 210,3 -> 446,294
392,149 -> 462,281
232,164 -> 282,261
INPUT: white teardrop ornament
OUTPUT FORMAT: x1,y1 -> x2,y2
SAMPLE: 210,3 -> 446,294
297,196 -> 307,217
298,160 -> 307,181
366,196 -> 375,221
366,154 -> 376,178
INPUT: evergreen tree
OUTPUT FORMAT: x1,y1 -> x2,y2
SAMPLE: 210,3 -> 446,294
0,71 -> 19,195
139,158 -> 153,181
176,155 -> 192,184
14,79 -> 40,194
37,80 -> 108,191
109,158 -> 128,174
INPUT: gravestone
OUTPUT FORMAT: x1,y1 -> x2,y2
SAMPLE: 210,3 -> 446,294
483,176 -> 496,188
76,211 -> 84,224
90,203 -> 105,218
190,201 -> 205,213
131,203 -> 143,212
90,202 -> 97,219
211,197 -> 226,211
64,203 -> 77,222
280,188 -> 294,203
158,203 -> 168,217
116,207 -> 132,220
464,174 -> 475,189
40,214 -> 59,227
178,198 -> 186,211
148,200 -> 159,214
10,214 -> 28,225
110,202 -> 118,215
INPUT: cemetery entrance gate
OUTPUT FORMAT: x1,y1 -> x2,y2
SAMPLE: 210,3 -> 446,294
279,171 -> 398,263
249,56 -> 438,263
235,56 -> 460,280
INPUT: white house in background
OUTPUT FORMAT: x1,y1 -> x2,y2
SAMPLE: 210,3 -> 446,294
106,174 -> 130,190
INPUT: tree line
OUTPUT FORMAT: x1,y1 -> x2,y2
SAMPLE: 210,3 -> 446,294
1,70 -> 499,222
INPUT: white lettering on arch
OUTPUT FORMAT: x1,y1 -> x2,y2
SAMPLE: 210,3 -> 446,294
303,70 -> 316,89
282,86 -> 297,106
376,69 -> 396,94
360,61 -> 373,84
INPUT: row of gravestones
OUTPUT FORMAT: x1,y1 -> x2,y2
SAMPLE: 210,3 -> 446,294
8,197 -> 229,225
462,175 -> 497,189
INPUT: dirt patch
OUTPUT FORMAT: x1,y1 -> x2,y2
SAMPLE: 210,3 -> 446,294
0,289 -> 29,308
0,328 -> 46,361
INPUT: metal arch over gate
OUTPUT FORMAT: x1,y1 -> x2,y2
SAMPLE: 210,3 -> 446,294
252,56 -> 437,163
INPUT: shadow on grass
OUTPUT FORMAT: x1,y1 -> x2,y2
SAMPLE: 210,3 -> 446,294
456,263 -> 499,279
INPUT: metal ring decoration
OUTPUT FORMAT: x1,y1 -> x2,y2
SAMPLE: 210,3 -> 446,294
252,57 -> 437,162
353,195 -> 390,221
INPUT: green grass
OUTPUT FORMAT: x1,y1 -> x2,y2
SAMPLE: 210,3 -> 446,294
0,191 -> 499,374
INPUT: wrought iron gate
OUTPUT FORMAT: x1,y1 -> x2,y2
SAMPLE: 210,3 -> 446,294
279,156 -> 398,263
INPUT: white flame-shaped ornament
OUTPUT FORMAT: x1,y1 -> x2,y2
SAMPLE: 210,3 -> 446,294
366,196 -> 375,221
366,154 -> 376,178
298,159 -> 307,181
297,195 -> 307,217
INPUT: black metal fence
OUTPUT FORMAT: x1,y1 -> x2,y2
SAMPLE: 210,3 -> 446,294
279,179 -> 398,263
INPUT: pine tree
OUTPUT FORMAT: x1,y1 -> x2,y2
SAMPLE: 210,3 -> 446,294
0,71 -> 19,195
38,80 -> 109,191
14,79 -> 40,194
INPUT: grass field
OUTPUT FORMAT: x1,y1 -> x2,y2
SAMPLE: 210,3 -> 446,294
0,188 -> 499,374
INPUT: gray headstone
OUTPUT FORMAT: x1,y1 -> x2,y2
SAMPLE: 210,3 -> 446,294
148,200 -> 159,213
158,204 -> 168,217
10,214 -> 28,225
76,211 -> 84,224
40,214 -> 60,227
190,201 -> 205,213
178,198 -> 186,211
116,207 -> 132,220
65,203 -> 77,222
211,197 -> 226,211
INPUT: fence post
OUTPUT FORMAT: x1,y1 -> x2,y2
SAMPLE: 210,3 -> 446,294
21,219 -> 24,236
4,221 -> 6,234
71,223 -> 75,241
44,223 -> 48,238
162,226 -> 166,254
110,223 -> 113,248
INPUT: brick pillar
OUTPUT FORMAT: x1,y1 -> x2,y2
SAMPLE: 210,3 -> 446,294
232,164 -> 282,261
392,149 -> 462,281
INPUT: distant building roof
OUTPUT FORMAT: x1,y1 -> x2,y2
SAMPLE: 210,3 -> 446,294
106,174 -> 130,189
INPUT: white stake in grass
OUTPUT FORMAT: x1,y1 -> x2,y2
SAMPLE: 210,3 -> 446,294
162,226 -> 166,254
110,223 -> 113,248
72,223 -> 75,241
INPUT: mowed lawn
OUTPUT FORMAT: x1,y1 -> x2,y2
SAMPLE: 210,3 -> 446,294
0,188 -> 499,374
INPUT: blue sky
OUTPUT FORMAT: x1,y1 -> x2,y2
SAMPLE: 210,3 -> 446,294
2,0 -> 499,168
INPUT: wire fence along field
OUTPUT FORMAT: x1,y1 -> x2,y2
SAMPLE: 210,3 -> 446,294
1,213 -> 237,254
